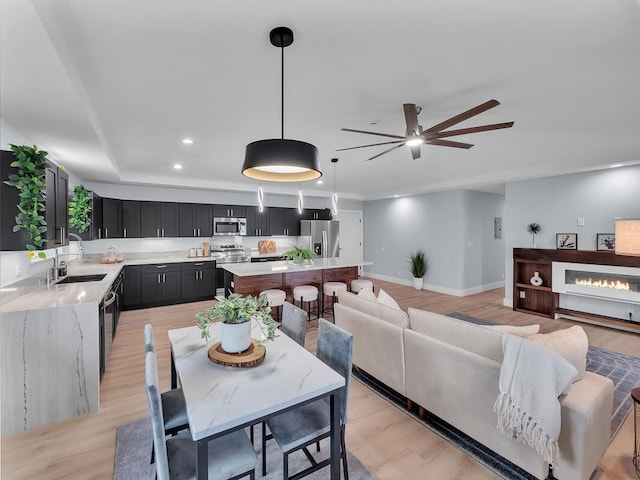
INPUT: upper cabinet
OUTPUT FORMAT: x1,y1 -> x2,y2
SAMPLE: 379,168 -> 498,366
213,205 -> 246,218
301,208 -> 332,221
102,198 -> 123,239
44,165 -> 69,248
70,190 -> 102,241
246,206 -> 270,236
179,203 -> 213,237
140,201 -> 180,238
122,200 -> 141,238
268,207 -> 301,236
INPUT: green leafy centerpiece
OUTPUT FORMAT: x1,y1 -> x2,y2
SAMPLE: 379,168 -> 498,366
283,246 -> 314,265
195,294 -> 277,353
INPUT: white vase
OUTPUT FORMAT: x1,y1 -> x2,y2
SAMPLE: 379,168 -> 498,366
530,271 -> 543,286
412,277 -> 424,291
221,321 -> 252,353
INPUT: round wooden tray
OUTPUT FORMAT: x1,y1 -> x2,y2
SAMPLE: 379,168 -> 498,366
208,339 -> 265,368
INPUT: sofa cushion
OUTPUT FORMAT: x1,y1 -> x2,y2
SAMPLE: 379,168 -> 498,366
480,324 -> 541,337
357,288 -> 377,301
408,308 -> 504,363
377,288 -> 400,310
526,326 -> 588,382
337,290 -> 409,328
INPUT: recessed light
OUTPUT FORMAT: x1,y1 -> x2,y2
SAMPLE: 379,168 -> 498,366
173,164 -> 183,170
394,195 -> 400,198
182,138 -> 194,144
317,180 -> 323,184
609,163 -> 623,168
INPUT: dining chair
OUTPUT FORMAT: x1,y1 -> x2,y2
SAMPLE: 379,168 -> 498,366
280,301 -> 308,347
261,318 -> 353,479
145,350 -> 257,480
144,324 -> 189,462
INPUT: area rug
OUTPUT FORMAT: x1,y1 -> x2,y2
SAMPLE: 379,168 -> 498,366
113,417 -> 374,480
448,311 -> 640,439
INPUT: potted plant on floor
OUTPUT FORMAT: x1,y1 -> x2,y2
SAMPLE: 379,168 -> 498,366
195,294 -> 277,353
408,250 -> 428,291
283,246 -> 314,265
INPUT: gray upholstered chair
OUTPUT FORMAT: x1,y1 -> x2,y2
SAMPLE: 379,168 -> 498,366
145,350 -> 257,480
261,318 -> 353,479
280,301 -> 308,347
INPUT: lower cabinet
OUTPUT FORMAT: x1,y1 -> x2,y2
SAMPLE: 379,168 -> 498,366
181,262 -> 216,301
141,264 -> 181,306
123,265 -> 141,309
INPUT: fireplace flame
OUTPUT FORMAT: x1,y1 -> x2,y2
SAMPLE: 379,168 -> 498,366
574,277 -> 630,290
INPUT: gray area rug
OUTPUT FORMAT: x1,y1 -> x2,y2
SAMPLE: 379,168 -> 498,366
114,417 -> 374,480
448,311 -> 640,438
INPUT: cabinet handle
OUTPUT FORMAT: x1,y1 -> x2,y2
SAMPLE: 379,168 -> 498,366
193,228 -> 196,237
195,272 -> 198,280
104,228 -> 108,239
198,228 -> 201,236
163,274 -> 166,283
123,228 -> 127,238
98,228 -> 102,239
156,265 -> 167,268
157,274 -> 161,283
194,263 -> 204,266
161,228 -> 165,237
157,228 -> 160,237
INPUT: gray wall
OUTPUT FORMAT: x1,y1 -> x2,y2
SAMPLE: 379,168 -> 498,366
363,190 -> 505,295
503,164 -> 640,306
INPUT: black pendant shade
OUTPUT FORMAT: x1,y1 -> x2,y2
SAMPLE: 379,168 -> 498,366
242,26 -> 322,182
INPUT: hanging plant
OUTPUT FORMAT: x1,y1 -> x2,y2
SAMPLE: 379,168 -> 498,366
3,144 -> 51,250
68,185 -> 92,233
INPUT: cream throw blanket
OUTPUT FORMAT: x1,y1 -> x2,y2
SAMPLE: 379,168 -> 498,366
494,333 -> 577,464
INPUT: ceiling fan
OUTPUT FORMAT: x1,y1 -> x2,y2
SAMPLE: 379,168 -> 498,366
337,99 -> 514,161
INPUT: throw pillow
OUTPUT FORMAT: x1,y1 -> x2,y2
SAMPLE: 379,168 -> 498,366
357,288 -> 377,301
526,326 -> 588,382
480,324 -> 541,337
377,288 -> 401,311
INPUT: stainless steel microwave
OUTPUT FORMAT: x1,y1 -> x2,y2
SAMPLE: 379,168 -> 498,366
213,217 -> 247,236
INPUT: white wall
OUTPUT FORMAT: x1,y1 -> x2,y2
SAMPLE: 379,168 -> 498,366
363,190 -> 505,296
503,164 -> 640,306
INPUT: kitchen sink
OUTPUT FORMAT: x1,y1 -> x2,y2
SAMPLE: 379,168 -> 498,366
56,274 -> 107,284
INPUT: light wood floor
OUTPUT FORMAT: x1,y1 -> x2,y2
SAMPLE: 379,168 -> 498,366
2,280 -> 639,479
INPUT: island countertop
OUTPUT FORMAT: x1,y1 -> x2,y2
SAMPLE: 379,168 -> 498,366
220,257 -> 372,277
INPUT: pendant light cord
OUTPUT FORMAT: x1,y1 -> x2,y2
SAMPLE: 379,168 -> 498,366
280,36 -> 285,140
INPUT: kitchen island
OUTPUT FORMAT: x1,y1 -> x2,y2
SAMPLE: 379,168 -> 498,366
221,257 -> 372,306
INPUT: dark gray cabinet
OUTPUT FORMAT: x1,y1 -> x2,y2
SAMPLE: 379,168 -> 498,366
269,207 -> 301,236
140,263 -> 181,305
44,165 -> 69,248
302,208 -> 332,220
121,200 -> 141,238
70,191 -> 102,241
181,262 -> 216,300
102,198 -> 122,239
122,265 -> 141,309
213,204 -> 246,218
179,203 -> 213,237
246,206 -> 270,236
140,201 -> 179,238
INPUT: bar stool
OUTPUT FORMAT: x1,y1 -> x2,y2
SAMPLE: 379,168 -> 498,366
351,279 -> 374,293
293,285 -> 319,321
259,289 -> 286,321
323,281 -> 347,316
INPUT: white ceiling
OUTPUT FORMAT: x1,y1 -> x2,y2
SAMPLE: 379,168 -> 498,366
2,0 -> 640,201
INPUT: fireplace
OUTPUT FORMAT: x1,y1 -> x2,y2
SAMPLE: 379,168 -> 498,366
552,261 -> 640,304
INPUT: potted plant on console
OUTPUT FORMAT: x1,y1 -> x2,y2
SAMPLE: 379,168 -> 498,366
283,246 -> 314,265
195,294 -> 277,353
408,250 -> 428,291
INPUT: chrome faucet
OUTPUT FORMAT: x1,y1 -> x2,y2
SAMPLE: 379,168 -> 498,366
68,232 -> 85,263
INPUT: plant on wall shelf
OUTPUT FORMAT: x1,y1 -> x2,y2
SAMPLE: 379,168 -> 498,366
527,222 -> 541,247
68,185 -> 92,233
3,144 -> 51,250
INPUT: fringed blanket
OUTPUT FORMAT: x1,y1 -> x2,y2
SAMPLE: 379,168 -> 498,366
494,334 -> 577,464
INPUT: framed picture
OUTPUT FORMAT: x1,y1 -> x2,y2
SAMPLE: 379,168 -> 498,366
556,233 -> 577,250
596,233 -> 615,251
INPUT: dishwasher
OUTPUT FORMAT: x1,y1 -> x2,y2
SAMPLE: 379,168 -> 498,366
99,288 -> 117,377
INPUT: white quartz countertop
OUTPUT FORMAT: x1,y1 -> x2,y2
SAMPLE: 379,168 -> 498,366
220,257 -> 373,277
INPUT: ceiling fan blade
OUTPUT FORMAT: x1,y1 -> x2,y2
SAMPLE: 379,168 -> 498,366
410,145 -> 421,160
366,143 -> 406,161
341,128 -> 405,140
425,99 -> 500,133
432,122 -> 514,139
335,140 -> 404,152
403,104 -> 420,136
428,139 -> 474,149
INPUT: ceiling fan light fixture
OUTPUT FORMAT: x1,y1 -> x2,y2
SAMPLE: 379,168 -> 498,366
242,27 -> 322,183
405,136 -> 424,147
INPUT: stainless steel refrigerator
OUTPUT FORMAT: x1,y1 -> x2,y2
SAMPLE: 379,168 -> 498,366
300,220 -> 340,258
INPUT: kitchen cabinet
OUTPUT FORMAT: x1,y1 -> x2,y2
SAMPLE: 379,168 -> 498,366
101,198 -> 123,239
213,204 -> 246,218
122,265 -> 141,309
269,207 -> 301,236
246,206 -> 270,236
302,208 -> 332,220
140,263 -> 181,306
180,262 -> 216,301
140,201 -> 179,238
70,191 -> 102,241
122,200 -> 141,238
179,203 -> 213,237
44,165 -> 69,248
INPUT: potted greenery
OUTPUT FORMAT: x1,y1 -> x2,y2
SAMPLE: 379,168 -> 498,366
283,246 -> 314,265
527,222 -> 541,248
195,294 -> 277,353
408,250 -> 428,290
3,144 -> 51,250
68,185 -> 92,233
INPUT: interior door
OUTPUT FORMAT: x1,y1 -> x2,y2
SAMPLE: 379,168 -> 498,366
335,211 -> 364,275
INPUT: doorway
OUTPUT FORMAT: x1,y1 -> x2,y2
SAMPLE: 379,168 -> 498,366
335,210 -> 363,275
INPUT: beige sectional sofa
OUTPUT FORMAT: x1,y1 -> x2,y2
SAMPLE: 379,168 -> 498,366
334,290 -> 614,480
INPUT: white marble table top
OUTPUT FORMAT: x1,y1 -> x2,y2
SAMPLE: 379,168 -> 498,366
168,323 -> 345,441
220,257 -> 373,277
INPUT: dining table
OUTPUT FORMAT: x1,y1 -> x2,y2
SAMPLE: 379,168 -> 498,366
168,321 -> 346,479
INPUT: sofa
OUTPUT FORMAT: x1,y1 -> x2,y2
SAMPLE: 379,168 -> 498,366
334,290 -> 614,480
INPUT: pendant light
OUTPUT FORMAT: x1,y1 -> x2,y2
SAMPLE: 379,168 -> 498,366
331,158 -> 338,216
242,27 -> 322,182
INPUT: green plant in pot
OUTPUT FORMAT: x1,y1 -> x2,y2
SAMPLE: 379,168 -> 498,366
195,294 -> 277,352
408,250 -> 428,291
283,246 -> 314,265
3,144 -> 51,250
68,185 -> 92,233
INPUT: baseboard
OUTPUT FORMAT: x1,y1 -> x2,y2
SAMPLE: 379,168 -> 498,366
363,272 -> 504,298
503,298 -> 513,308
